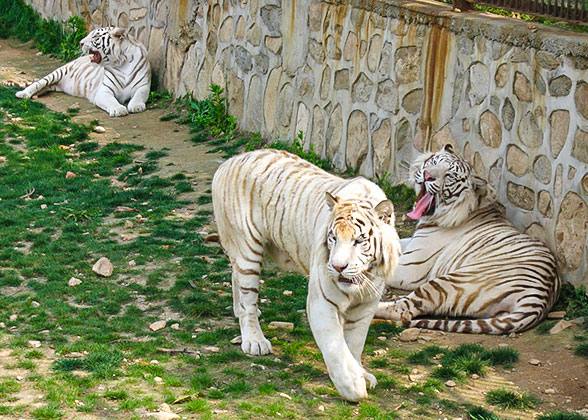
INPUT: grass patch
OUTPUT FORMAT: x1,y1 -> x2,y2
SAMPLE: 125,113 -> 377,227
538,412 -> 588,420
574,343 -> 588,358
485,389 -> 538,410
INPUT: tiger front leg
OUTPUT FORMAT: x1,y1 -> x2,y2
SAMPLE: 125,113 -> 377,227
307,277 -> 370,401
94,88 -> 128,117
231,259 -> 272,356
127,85 -> 150,114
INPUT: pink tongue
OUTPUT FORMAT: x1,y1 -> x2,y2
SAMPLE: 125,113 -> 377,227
407,193 -> 434,220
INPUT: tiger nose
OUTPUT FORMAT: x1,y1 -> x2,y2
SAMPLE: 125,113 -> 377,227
423,170 -> 435,182
332,263 -> 348,273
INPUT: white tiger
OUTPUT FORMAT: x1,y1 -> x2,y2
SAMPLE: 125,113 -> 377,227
376,145 -> 560,334
15,27 -> 150,117
212,149 -> 401,401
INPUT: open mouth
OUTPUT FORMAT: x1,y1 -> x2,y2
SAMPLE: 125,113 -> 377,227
90,50 -> 102,64
338,275 -> 359,285
407,185 -> 436,220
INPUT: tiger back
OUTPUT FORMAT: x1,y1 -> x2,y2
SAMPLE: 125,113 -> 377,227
376,145 -> 560,334
15,27 -> 150,117
212,149 -> 400,401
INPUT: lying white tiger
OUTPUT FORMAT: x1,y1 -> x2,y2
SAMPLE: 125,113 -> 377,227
212,149 -> 400,401
376,145 -> 560,334
16,27 -> 150,117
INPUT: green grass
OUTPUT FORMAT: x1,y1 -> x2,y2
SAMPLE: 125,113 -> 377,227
538,412 -> 588,420
485,389 -> 538,410
574,343 -> 588,358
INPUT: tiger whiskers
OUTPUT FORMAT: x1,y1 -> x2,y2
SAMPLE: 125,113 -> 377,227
356,272 -> 383,300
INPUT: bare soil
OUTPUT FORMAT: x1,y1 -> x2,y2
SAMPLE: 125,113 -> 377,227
1,38 -> 587,419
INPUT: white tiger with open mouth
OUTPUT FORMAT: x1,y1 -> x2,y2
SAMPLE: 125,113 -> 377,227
16,27 -> 150,117
376,145 -> 560,334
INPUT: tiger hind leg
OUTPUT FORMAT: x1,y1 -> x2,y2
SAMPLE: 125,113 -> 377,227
409,311 -> 542,334
230,253 -> 272,356
15,69 -> 63,99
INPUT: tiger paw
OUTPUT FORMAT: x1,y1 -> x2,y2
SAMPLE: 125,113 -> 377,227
15,90 -> 31,99
332,360 -> 368,401
363,369 -> 377,389
108,104 -> 129,117
375,300 -> 413,324
241,336 -> 273,356
128,101 -> 146,113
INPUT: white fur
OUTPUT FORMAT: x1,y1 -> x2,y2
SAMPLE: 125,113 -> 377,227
212,149 -> 401,401
16,27 -> 150,117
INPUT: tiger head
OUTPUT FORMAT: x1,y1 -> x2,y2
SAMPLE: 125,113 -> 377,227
325,192 -> 399,293
408,145 -> 496,228
80,27 -> 130,66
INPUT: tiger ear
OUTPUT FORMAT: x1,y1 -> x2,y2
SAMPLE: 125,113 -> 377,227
374,200 -> 394,224
325,192 -> 338,210
110,27 -> 127,39
443,144 -> 454,154
472,174 -> 496,203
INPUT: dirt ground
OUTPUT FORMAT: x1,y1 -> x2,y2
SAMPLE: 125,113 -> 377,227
1,38 -> 587,418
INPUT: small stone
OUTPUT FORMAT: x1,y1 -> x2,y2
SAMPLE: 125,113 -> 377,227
544,388 -> 556,394
94,125 -> 106,133
373,349 -> 387,356
471,374 -> 480,379
65,171 -> 77,179
377,336 -> 387,341
28,340 -> 41,348
68,277 -> 82,287
150,360 -> 159,365
498,343 -> 509,348
154,376 -> 163,384
202,346 -> 220,353
0,323 -> 5,328
31,301 -> 40,307
158,403 -> 172,413
124,220 -> 134,229
283,290 -> 293,296
230,336 -> 242,345
529,359 -> 541,366
547,311 -> 566,319
565,344 -> 573,350
146,412 -> 179,420
279,392 -> 292,400
92,257 -> 114,277
170,323 -> 180,330
40,204 -> 47,209
16,375 -> 24,381
149,320 -> 167,331
445,380 -> 457,387
9,315 -> 17,322
268,321 -> 294,330
570,317 -> 585,325
550,319 -> 573,334
128,260 -> 136,267
318,405 -> 325,412
399,328 -> 420,342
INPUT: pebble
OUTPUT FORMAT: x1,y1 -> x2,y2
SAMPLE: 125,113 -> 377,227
0,323 -> 5,328
202,346 -> 220,353
544,388 -> 556,394
570,317 -> 585,325
399,328 -> 420,342
150,360 -> 159,365
550,320 -> 573,335
498,343 -> 509,348
547,311 -> 566,319
92,257 -> 114,277
128,260 -> 136,267
268,321 -> 294,330
153,377 -> 163,384
373,349 -> 387,356
28,340 -> 41,348
149,320 -> 166,331
9,315 -> 17,322
170,323 -> 180,330
279,392 -> 292,400
377,336 -> 387,341
65,171 -> 77,179
146,412 -> 179,420
94,125 -> 106,133
283,290 -> 293,296
444,380 -> 457,387
40,204 -> 47,209
68,277 -> 82,287
471,374 -> 480,380
230,336 -> 242,345
16,376 -> 24,381
124,220 -> 134,229
318,405 -> 325,412
31,301 -> 40,307
529,359 -> 541,366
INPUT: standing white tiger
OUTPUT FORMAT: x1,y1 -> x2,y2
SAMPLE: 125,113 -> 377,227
15,27 -> 150,117
376,145 -> 560,334
212,149 -> 401,401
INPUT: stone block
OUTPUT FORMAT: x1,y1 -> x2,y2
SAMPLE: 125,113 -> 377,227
372,119 -> 392,178
334,69 -> 349,90
260,5 -> 281,34
468,62 -> 489,106
502,98 -> 515,131
367,34 -> 383,73
320,66 -> 331,100
264,67 -> 282,133
514,71 -> 531,102
572,128 -> 588,163
575,81 -> 588,120
555,192 -> 588,272
395,46 -> 421,85
533,155 -> 552,185
219,16 -> 234,42
506,144 -> 529,176
247,23 -> 262,46
245,75 -> 263,132
549,110 -> 570,159
402,89 -> 423,115
343,32 -> 358,62
549,75 -> 572,97
536,51 -> 560,70
311,106 -> 325,157
495,63 -> 508,88
507,181 -> 535,211
479,110 -> 502,148
519,112 -> 543,148
346,110 -> 369,170
538,190 -> 554,218
376,79 -> 398,114
351,73 -> 373,102
554,164 -> 563,198
326,104 -> 343,162
265,36 -> 282,54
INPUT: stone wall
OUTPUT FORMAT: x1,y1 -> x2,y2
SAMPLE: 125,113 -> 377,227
25,0 -> 588,288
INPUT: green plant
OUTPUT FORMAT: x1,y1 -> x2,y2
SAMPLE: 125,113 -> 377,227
538,412 -> 588,420
485,389 -> 538,410
574,343 -> 588,358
